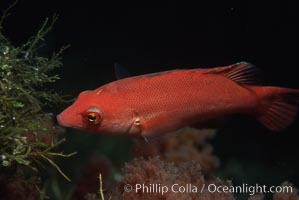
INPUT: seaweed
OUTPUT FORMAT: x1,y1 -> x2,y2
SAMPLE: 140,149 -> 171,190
0,6 -> 74,197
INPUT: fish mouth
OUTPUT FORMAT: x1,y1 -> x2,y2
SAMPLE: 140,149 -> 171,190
56,114 -> 70,127
56,114 -> 83,130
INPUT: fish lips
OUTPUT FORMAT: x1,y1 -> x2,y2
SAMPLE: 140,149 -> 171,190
56,113 -> 87,130
56,114 -> 66,126
56,114 -> 73,128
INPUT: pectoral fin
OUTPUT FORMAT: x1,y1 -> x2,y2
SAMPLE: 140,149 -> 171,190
140,115 -> 182,138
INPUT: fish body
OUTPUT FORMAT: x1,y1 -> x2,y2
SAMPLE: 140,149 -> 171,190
57,62 -> 299,137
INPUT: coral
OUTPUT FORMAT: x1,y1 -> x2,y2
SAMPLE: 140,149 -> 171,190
85,156 -> 299,200
273,182 -> 299,200
72,156 -> 112,200
80,134 -> 299,200
84,193 -> 100,200
133,127 -> 219,174
248,194 -> 264,200
246,182 -> 299,200
116,156 -> 234,200
0,174 -> 41,200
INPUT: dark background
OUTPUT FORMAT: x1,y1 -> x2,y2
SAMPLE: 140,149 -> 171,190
1,0 -> 298,198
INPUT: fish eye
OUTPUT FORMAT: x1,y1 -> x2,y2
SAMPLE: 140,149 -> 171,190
87,113 -> 98,122
85,106 -> 103,124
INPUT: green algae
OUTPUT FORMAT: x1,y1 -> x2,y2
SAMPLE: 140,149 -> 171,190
0,10 -> 73,186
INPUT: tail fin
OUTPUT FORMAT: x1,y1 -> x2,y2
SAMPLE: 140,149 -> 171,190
251,86 -> 299,131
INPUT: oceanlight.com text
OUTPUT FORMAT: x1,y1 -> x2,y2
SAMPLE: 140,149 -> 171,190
123,183 -> 293,196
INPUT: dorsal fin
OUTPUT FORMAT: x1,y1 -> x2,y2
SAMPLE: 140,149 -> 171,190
206,62 -> 261,85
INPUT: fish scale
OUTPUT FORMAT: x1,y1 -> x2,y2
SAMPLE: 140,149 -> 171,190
57,62 -> 299,137
116,71 -> 256,136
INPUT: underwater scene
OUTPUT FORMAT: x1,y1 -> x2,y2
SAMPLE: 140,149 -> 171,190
0,0 -> 298,200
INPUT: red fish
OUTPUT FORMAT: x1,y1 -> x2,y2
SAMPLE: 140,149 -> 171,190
57,62 -> 299,138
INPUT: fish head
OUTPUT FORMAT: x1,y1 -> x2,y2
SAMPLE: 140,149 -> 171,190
57,87 -> 137,135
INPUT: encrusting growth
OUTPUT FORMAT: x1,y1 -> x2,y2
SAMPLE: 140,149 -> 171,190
83,128 -> 299,200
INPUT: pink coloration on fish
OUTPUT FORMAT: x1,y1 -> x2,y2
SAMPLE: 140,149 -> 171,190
57,62 -> 299,138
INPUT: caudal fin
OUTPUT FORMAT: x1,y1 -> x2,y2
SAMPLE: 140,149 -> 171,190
252,86 -> 299,131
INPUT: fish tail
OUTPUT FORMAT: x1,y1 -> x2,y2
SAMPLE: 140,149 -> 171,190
250,86 -> 299,131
